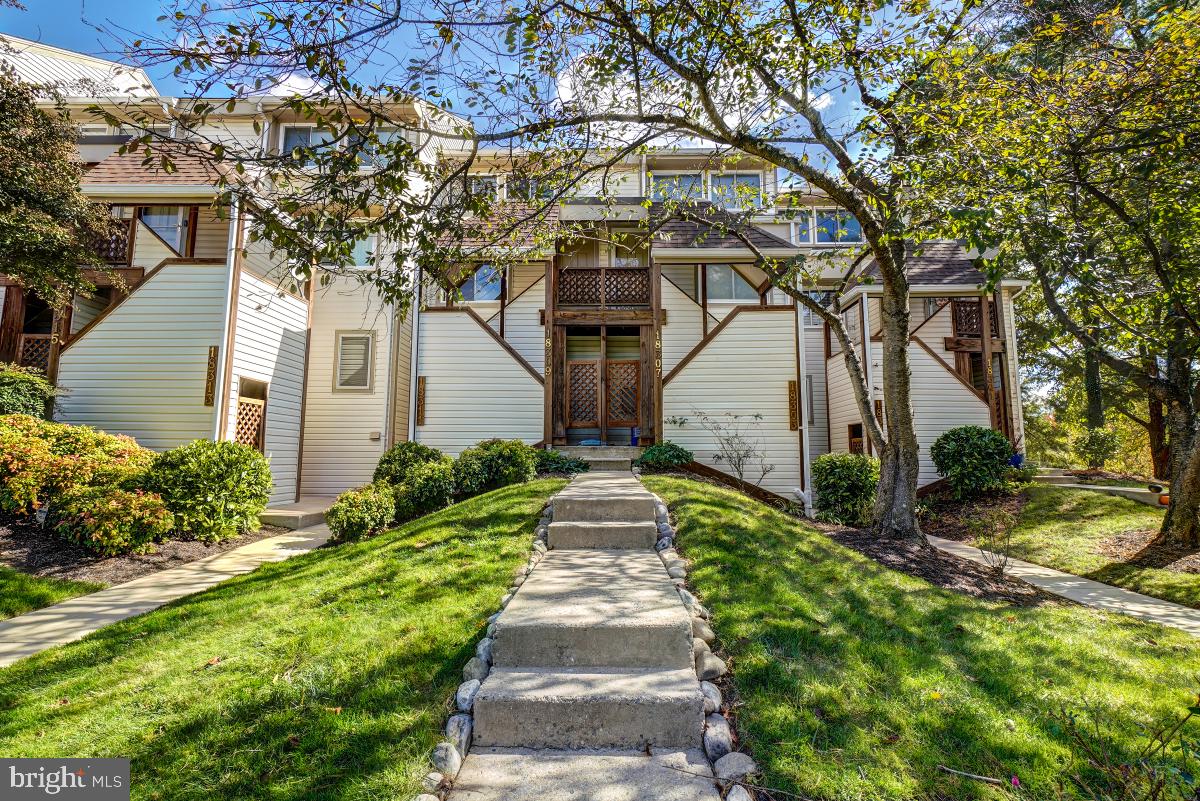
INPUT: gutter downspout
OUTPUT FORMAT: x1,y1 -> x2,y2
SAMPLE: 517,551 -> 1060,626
407,267 -> 422,442
795,285 -> 813,516
211,198 -> 241,440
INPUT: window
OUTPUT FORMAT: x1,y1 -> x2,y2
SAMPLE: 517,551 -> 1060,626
710,173 -> 762,208
848,423 -> 865,455
705,264 -> 759,301
650,173 -> 703,201
349,234 -> 377,267
801,290 -> 834,326
611,233 -> 646,269
923,297 -> 947,320
509,176 -> 552,201
357,127 -> 405,167
140,206 -> 187,251
469,175 -> 499,199
816,209 -> 864,243
792,209 -> 813,243
335,332 -> 375,391
843,304 -> 862,343
281,125 -> 335,164
459,264 -> 502,301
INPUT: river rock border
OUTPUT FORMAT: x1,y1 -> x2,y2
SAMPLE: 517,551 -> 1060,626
410,500 -> 555,801
654,494 -> 761,801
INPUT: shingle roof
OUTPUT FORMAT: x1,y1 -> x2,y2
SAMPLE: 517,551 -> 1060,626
0,35 -> 158,97
83,146 -> 226,187
859,241 -> 985,287
650,202 -> 796,250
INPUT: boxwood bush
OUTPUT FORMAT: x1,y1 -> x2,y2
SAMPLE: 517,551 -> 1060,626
143,440 -> 272,542
535,449 -> 590,476
930,425 -> 1015,499
374,441 -> 445,486
452,439 -> 537,498
812,452 -> 880,526
326,482 -> 395,542
633,441 -> 693,472
397,458 -> 455,519
0,363 -> 56,417
50,486 -> 175,556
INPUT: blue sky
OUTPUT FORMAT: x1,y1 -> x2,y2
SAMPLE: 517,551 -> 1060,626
0,0 -> 188,93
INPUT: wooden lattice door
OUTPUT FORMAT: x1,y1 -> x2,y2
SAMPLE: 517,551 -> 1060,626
606,360 -> 640,428
566,360 -> 600,428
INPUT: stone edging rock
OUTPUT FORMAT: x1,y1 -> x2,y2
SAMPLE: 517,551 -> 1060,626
653,493 -> 761,801
410,500 -> 555,801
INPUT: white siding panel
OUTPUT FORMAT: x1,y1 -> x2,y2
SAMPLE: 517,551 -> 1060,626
224,273 -> 309,503
300,279 -> 394,495
803,326 -> 829,456
56,262 -> 229,450
825,353 -> 857,455
416,311 -> 543,455
663,309 -> 801,495
391,309 -> 414,443
193,207 -> 231,260
661,281 -> 703,374
70,293 -> 108,335
1001,288 -> 1026,450
130,220 -> 177,269
502,276 -> 545,372
908,344 -> 992,485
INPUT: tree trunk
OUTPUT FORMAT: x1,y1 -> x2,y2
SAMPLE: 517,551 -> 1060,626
1158,401 -> 1200,548
1149,394 -> 1170,480
1084,338 -> 1104,430
871,244 -> 924,542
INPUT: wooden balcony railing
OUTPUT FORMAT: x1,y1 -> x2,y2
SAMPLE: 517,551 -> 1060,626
93,219 -> 134,265
557,267 -> 651,307
952,299 -> 1001,339
18,334 -> 52,373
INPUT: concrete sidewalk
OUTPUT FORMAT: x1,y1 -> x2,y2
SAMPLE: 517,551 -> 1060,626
929,534 -> 1200,636
0,524 -> 331,668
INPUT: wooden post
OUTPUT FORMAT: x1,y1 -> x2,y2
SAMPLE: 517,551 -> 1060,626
980,293 -> 998,430
700,264 -> 709,336
498,265 -> 508,338
599,325 -> 608,445
0,286 -> 24,363
543,255 -> 556,445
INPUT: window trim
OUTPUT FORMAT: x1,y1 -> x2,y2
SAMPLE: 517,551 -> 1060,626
280,123 -> 336,165
333,330 -> 377,392
709,171 -> 765,209
648,171 -> 705,201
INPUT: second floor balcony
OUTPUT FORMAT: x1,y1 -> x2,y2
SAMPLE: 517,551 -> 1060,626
557,265 -> 651,307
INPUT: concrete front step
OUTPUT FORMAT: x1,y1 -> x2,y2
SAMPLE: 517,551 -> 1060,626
259,496 -> 335,530
553,473 -> 657,523
585,458 -> 633,472
558,445 -> 644,460
473,667 -> 704,749
492,550 -> 693,669
548,520 -> 657,550
448,748 -> 721,801
1033,474 -> 1079,485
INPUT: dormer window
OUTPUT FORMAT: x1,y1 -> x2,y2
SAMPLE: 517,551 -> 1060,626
459,264 -> 502,301
650,173 -> 702,201
710,173 -> 763,209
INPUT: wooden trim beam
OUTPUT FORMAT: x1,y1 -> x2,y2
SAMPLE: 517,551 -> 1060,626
943,336 -> 1005,353
663,304 -> 794,385
680,461 -> 792,506
911,335 -> 988,403
423,306 -> 544,385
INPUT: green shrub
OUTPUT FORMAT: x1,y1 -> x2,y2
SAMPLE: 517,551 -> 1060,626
1006,464 -> 1038,485
634,441 -> 693,472
812,452 -> 880,525
326,483 -> 395,542
143,440 -> 272,542
535,449 -> 590,475
50,486 -> 174,556
930,425 -> 1015,499
0,363 -> 56,417
397,458 -> 454,518
452,439 -> 537,498
1073,427 -> 1121,469
374,441 -> 445,486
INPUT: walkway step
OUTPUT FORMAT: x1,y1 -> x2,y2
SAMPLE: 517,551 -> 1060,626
492,550 -> 693,669
559,446 -> 644,460
472,667 -> 704,749
1033,474 -> 1078,485
553,474 -> 657,523
547,520 -> 656,550
448,748 -> 721,801
584,457 -> 633,471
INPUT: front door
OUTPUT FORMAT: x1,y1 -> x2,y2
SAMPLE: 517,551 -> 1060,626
565,358 -> 642,433
605,359 -> 640,429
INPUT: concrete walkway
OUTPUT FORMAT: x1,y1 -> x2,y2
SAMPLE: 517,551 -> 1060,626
929,534 -> 1200,636
0,524 -> 330,667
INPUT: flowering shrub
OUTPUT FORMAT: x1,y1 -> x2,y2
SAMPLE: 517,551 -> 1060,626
326,482 -> 395,542
50,486 -> 175,556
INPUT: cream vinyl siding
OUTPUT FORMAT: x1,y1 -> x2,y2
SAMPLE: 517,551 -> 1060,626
999,289 -> 1026,450
130,219 -> 178,268
70,292 -> 108,334
661,264 -> 697,298
56,262 -> 229,450
300,278 -> 394,496
661,280 -> 704,374
192,120 -> 262,149
825,350 -> 859,455
193,207 -> 231,260
390,308 -> 414,444
906,343 -> 992,486
498,276 -> 545,372
803,326 -> 829,457
415,310 -> 543,455
223,272 -> 308,503
663,309 -> 801,495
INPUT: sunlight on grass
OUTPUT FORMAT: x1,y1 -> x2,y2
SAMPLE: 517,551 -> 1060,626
0,565 -> 102,620
0,479 -> 565,801
644,475 -> 1200,801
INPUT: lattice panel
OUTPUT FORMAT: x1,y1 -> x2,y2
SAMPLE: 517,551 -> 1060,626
952,300 -> 1000,338
235,399 -> 266,451
604,269 -> 651,305
558,269 -> 602,305
18,335 -> 51,373
567,361 -> 600,427
94,219 -> 133,264
606,360 -> 640,427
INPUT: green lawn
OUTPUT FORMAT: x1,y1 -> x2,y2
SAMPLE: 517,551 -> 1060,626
0,565 -> 102,620
1001,485 -> 1197,607
644,475 -> 1200,801
0,479 -> 564,801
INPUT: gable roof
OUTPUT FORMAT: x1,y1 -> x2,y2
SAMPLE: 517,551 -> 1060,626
858,241 -> 985,287
0,35 -> 157,98
649,202 -> 795,251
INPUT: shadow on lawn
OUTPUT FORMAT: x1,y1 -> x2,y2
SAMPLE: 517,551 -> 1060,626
0,481 -> 558,801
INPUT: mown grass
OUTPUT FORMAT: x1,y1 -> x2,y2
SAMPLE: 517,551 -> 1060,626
0,479 -> 565,801
644,475 -> 1200,801
0,565 -> 102,620
1000,485 -> 1200,607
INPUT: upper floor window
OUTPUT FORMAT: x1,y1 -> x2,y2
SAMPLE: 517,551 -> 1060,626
509,176 -> 553,201
923,297 -> 948,320
469,175 -> 499,199
358,127 -> 405,167
140,206 -> 188,252
349,234 -> 377,267
460,264 -> 502,301
801,290 -> 835,326
282,125 -> 335,164
710,173 -> 763,209
650,173 -> 703,201
816,209 -> 864,243
705,264 -> 759,301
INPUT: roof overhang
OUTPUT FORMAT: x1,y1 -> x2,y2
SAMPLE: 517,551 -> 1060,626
840,278 -> 1032,302
651,246 -> 802,262
82,184 -> 221,201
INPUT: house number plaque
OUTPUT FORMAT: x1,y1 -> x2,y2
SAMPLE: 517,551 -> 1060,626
203,346 -> 219,406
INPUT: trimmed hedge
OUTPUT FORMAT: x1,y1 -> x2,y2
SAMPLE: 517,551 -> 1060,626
930,425 -> 1014,499
326,483 -> 395,542
812,452 -> 879,526
374,441 -> 445,486
535,449 -> 590,476
634,441 -> 693,472
143,440 -> 272,543
400,458 -> 455,518
50,486 -> 175,556
452,439 -> 537,498
0,363 -> 56,417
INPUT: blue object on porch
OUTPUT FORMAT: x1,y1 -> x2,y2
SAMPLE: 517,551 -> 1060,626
580,439 -> 603,446
1009,453 -> 1025,468
631,427 -> 640,446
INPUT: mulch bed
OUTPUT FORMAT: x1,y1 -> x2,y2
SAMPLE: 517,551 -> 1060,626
1099,529 -> 1200,574
0,516 -> 287,587
920,491 -> 1030,543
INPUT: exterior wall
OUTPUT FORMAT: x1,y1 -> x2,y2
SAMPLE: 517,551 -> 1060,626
390,308 -> 414,444
130,219 -> 177,268
661,280 -> 704,374
193,207 -> 231,260
69,293 -> 108,335
663,308 -> 802,496
299,277 -> 394,496
661,264 -> 696,297
223,272 -> 309,503
907,343 -> 993,485
499,276 -> 545,372
825,350 -> 857,456
415,310 -> 543,454
1001,288 -> 1026,451
802,325 -> 829,457
56,261 -> 229,450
